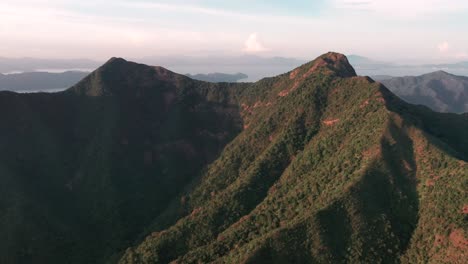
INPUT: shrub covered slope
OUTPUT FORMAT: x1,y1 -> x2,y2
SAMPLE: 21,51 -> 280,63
0,53 -> 466,264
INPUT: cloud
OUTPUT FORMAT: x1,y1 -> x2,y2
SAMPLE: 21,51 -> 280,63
243,33 -> 269,53
438,41 -> 449,53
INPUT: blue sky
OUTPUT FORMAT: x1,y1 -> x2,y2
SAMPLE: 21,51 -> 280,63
1,0 -> 468,63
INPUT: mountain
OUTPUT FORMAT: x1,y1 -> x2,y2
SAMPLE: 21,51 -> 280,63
186,73 -> 248,83
0,71 -> 89,92
380,71 -> 468,113
0,53 -> 466,264
0,58 -> 246,264
119,53 -> 468,264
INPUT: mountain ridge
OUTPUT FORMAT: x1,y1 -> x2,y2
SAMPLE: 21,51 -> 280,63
0,52 -> 466,264
109,53 -> 466,264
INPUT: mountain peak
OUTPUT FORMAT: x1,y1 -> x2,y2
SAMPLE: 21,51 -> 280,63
294,52 -> 357,79
420,70 -> 459,81
316,52 -> 357,77
106,57 -> 127,63
319,51 -> 349,61
99,57 -> 129,69
70,58 -> 182,96
430,70 -> 452,77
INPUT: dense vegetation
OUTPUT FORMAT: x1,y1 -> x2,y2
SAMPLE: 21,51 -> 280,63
0,58 -> 247,264
0,53 -> 466,264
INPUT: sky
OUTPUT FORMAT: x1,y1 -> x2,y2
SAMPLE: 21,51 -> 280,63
1,0 -> 468,63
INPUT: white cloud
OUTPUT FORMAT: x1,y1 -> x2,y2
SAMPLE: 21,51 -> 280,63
438,41 -> 449,53
334,0 -> 468,18
243,33 -> 269,53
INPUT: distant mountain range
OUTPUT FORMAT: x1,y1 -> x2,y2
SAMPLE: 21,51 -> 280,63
0,53 -> 466,264
3,54 -> 468,82
186,72 -> 248,82
380,71 -> 468,113
138,55 -> 305,82
347,55 -> 468,77
0,71 -> 89,92
0,55 -> 305,82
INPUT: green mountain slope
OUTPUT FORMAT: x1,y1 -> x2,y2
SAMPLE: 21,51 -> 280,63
0,58 -> 247,264
0,53 -> 466,264
119,53 -> 467,264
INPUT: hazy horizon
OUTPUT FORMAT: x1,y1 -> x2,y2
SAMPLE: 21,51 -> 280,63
2,0 -> 468,64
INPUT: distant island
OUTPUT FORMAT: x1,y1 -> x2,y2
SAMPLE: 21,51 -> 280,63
186,72 -> 248,82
